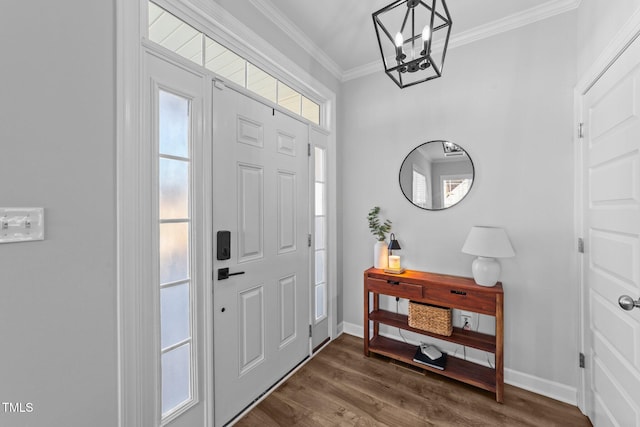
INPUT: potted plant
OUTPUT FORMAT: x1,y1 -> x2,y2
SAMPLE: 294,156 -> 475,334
368,206 -> 392,269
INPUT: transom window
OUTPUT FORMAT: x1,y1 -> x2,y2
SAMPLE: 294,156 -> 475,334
148,2 -> 320,125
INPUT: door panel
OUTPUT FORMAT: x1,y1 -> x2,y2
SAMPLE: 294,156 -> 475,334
237,164 -> 264,262
582,35 -> 640,426
278,171 -> 297,253
279,274 -> 297,346
213,84 -> 310,426
277,130 -> 297,156
239,285 -> 264,373
590,156 -> 637,204
237,116 -> 264,147
590,76 -> 635,140
590,230 -> 638,283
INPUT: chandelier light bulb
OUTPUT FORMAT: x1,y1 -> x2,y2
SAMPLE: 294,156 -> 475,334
421,25 -> 430,56
394,32 -> 406,62
394,32 -> 404,47
422,25 -> 431,41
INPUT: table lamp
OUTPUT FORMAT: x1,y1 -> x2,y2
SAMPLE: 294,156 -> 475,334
461,226 -> 514,287
385,233 -> 405,274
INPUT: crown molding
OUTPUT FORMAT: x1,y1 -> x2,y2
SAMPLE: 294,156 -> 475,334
344,0 -> 581,82
576,3 -> 640,92
448,0 -> 580,50
343,60 -> 383,82
249,0 -> 344,81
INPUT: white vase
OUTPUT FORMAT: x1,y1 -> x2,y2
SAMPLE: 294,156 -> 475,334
374,241 -> 388,269
471,256 -> 501,287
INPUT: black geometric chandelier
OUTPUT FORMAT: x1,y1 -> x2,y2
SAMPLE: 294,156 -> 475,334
373,0 -> 452,88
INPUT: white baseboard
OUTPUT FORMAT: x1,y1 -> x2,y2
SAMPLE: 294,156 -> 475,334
341,321 -> 578,406
336,321 -> 345,337
342,321 -> 363,338
504,368 -> 577,406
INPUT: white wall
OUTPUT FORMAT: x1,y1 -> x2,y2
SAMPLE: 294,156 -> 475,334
577,0 -> 640,76
0,2 -> 117,426
213,0 -> 341,96
341,11 -> 579,395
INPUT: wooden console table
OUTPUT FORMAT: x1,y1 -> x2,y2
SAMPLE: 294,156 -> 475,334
364,267 -> 504,402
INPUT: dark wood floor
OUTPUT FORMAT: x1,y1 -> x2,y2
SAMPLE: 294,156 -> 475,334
235,334 -> 592,427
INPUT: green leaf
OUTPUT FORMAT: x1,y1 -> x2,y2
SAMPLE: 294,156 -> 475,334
367,206 -> 392,241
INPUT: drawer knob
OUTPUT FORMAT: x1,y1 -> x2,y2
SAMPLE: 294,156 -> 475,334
387,280 -> 400,285
451,290 -> 467,296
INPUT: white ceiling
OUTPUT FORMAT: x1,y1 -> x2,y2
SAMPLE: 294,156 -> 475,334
250,0 -> 580,81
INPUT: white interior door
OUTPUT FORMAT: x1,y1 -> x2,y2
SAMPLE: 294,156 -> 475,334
212,82 -> 310,426
581,36 -> 640,426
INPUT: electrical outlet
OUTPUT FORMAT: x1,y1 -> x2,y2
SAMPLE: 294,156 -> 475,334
460,310 -> 474,329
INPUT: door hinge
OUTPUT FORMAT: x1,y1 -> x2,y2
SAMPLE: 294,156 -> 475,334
308,143 -> 311,157
308,234 -> 312,247
309,324 -> 312,338
579,352 -> 585,368
578,237 -> 584,253
578,122 -> 584,138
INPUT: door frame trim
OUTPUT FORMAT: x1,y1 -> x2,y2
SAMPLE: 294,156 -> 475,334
574,7 -> 640,416
117,0 -> 148,425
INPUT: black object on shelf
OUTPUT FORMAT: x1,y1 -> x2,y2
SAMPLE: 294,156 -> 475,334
413,347 -> 447,370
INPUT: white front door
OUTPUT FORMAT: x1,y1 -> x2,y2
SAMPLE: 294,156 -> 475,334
212,83 -> 310,426
581,36 -> 640,426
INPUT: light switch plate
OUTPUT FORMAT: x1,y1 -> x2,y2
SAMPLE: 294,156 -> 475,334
0,208 -> 44,243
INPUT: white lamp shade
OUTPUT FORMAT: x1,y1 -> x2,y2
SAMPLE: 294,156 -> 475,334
461,226 -> 515,258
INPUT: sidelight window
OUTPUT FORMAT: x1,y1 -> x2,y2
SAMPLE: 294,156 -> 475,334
158,89 -> 194,417
314,147 -> 327,321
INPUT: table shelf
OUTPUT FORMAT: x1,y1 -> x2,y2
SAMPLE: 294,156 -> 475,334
369,309 -> 496,353
364,268 -> 504,402
368,335 -> 497,393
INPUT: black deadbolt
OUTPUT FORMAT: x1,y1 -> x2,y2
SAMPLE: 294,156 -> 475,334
217,231 -> 231,260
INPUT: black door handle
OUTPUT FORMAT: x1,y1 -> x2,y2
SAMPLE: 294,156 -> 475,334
218,267 -> 245,280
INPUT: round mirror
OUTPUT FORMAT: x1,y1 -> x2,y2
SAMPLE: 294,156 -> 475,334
399,140 -> 474,210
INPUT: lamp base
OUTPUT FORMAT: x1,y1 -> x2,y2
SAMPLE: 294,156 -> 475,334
384,268 -> 405,275
471,256 -> 500,287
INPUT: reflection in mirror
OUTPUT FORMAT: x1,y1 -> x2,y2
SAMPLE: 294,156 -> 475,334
399,141 -> 474,210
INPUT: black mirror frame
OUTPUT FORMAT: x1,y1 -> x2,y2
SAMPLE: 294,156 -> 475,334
398,140 -> 475,211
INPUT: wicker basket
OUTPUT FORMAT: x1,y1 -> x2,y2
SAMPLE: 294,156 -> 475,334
408,301 -> 453,336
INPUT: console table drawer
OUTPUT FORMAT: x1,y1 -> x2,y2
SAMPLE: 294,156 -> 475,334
367,277 -> 423,299
424,287 -> 496,314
